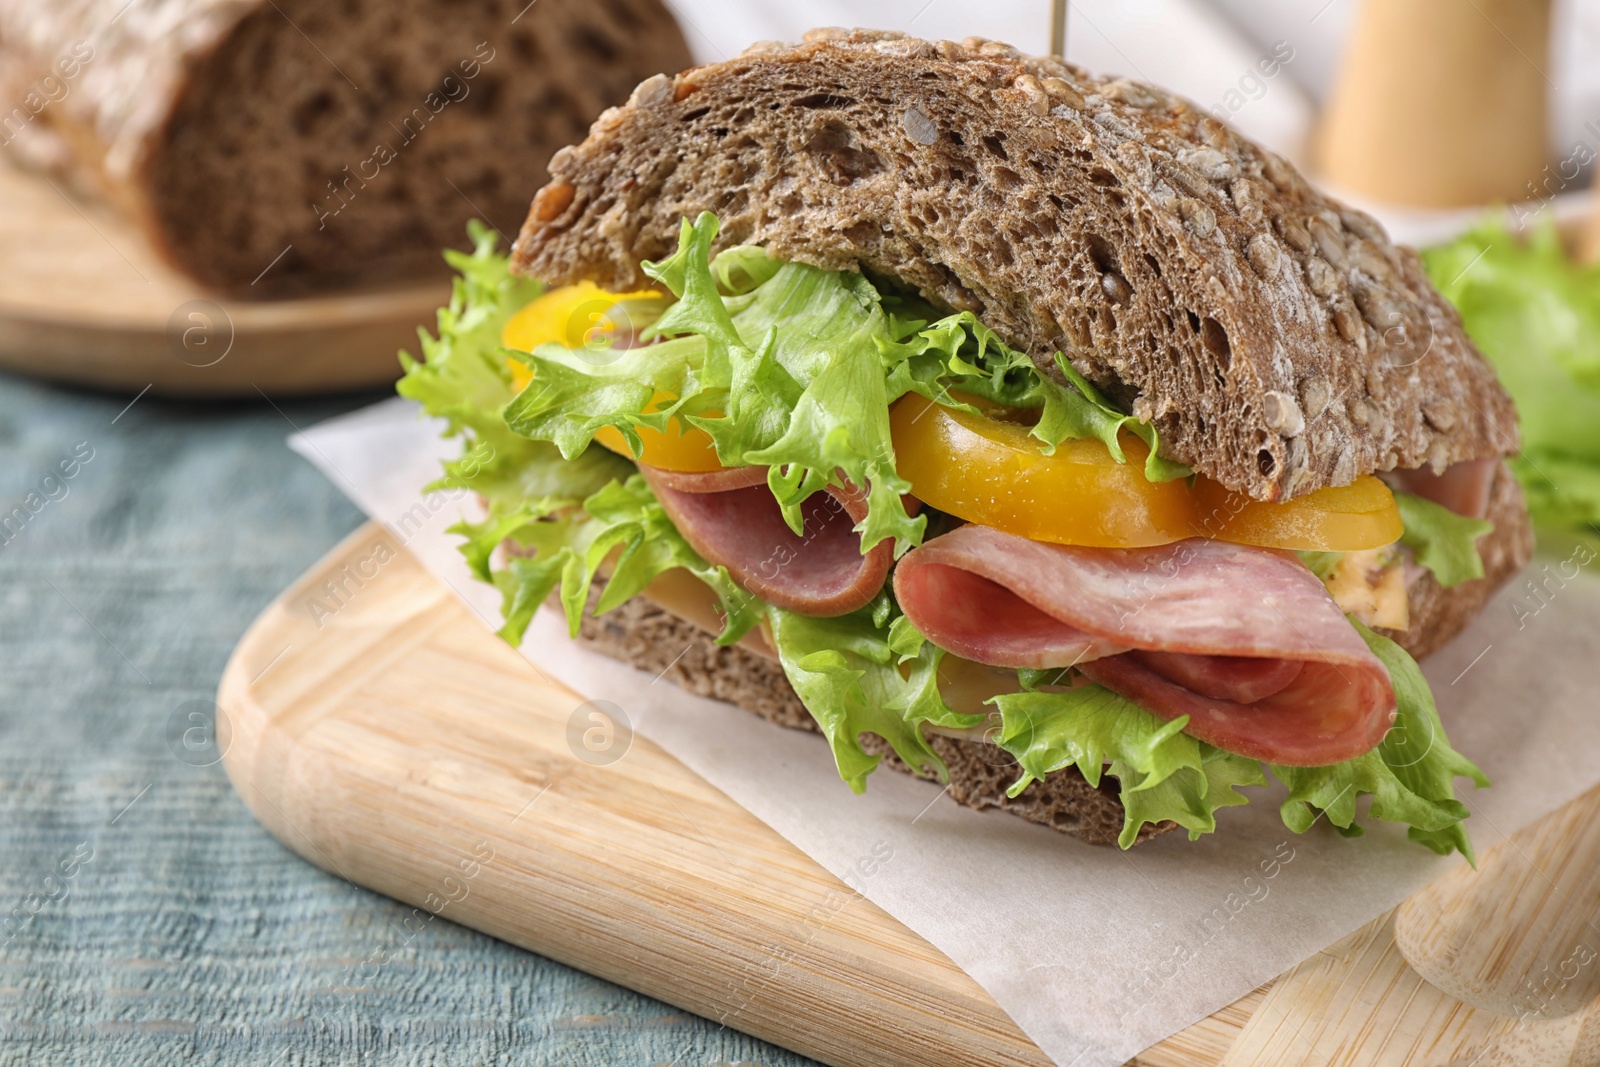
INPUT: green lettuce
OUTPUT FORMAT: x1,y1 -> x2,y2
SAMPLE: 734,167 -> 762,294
880,313 -> 1192,482
396,220 -> 632,509
451,475 -> 761,647
1395,491 -> 1494,588
503,213 -> 927,555
991,685 -> 1262,847
1423,217 -> 1600,537
765,602 -> 983,792
397,224 -> 756,650
1513,450 -> 1600,532
1272,622 -> 1488,862
988,622 -> 1485,858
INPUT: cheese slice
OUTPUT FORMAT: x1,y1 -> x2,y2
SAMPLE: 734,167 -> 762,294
1323,549 -> 1410,631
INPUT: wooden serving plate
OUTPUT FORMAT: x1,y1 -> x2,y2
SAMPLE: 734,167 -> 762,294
217,524 -> 1600,1067
0,158 -> 444,397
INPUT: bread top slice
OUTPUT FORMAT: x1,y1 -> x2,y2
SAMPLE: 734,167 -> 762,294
512,28 -> 1520,503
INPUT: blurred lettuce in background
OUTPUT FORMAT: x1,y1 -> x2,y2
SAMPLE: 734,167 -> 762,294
1424,218 -> 1600,541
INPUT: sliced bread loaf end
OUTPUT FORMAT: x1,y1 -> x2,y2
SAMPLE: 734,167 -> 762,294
0,0 -> 691,294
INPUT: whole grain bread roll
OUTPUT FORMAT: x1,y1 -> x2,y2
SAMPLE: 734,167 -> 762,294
0,0 -> 690,294
513,27 -> 1519,506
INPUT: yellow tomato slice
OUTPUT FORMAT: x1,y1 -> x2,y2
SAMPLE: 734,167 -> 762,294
891,394 -> 1197,547
889,393 -> 1401,552
593,392 -> 724,473
501,282 -> 662,392
1190,475 -> 1402,550
500,284 -> 722,471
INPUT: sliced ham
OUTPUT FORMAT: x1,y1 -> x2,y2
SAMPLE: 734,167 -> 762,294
1077,655 -> 1387,766
882,554 -> 1130,669
639,464 -> 912,617
1386,457 -> 1498,519
893,525 -> 1396,766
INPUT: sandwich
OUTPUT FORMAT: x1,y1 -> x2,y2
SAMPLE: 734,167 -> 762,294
400,29 -> 1533,856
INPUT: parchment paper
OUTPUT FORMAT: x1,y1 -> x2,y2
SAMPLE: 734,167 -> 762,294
291,397 -> 1600,1066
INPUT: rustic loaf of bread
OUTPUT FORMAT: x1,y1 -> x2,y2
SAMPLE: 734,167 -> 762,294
513,27 -> 1520,506
0,0 -> 690,294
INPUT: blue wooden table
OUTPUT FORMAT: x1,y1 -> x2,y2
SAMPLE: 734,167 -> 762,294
0,372 -> 817,1066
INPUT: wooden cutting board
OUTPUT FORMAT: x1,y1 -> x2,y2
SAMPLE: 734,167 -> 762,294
216,523 -> 1600,1067
0,158 -> 443,397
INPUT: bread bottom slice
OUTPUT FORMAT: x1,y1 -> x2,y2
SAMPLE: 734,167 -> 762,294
572,589 -> 1169,847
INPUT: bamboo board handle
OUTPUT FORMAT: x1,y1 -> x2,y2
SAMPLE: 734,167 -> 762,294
1393,785 -> 1600,1020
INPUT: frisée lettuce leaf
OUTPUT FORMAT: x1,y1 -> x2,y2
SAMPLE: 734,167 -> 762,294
396,223 -> 757,649
882,314 -> 1192,483
450,475 -> 762,648
396,220 -> 632,510
1272,621 -> 1488,862
990,685 -> 1263,848
765,600 -> 984,792
503,212 -> 928,556
987,621 -> 1486,858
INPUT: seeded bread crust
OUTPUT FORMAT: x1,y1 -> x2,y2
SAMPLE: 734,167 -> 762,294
513,27 -> 1520,503
573,589 -> 1167,847
0,0 -> 689,294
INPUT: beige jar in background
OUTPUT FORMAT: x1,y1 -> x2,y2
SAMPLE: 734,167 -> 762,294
1315,0 -> 1552,207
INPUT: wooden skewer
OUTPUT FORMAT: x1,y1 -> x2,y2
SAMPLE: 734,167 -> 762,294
1049,0 -> 1067,60
1581,193 -> 1600,263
